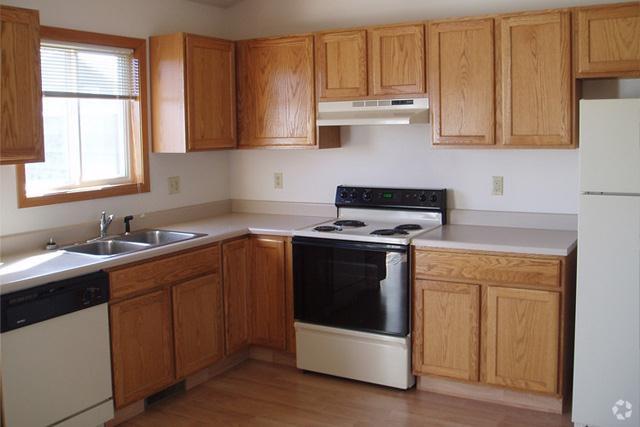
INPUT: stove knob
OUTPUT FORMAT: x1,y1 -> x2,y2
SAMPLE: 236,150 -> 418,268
339,189 -> 349,199
362,190 -> 372,201
429,193 -> 438,203
418,193 -> 428,202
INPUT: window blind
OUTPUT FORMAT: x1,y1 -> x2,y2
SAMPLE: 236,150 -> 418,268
41,41 -> 139,100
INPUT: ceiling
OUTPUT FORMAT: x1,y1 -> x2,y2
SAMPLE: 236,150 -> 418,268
187,0 -> 243,8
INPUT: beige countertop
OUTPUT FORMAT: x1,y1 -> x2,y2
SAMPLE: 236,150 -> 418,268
412,224 -> 577,256
0,213 -> 329,294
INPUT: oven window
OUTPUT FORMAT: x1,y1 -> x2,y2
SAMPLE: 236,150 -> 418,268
293,239 -> 409,336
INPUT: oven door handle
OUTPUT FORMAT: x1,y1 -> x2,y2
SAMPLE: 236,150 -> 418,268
292,236 -> 408,253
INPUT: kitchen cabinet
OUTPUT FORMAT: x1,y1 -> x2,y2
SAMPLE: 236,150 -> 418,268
575,3 -> 640,78
150,33 -> 235,152
368,24 -> 425,96
497,11 -> 572,147
413,247 -> 575,409
173,274 -> 225,378
413,280 -> 479,381
483,286 -> 560,394
110,288 -> 175,408
428,19 -> 495,146
249,236 -> 287,350
315,30 -> 368,99
222,237 -> 250,355
0,5 -> 44,165
238,35 -> 324,149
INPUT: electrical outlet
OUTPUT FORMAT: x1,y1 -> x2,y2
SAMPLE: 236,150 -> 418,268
168,176 -> 181,194
274,172 -> 283,190
492,176 -> 504,196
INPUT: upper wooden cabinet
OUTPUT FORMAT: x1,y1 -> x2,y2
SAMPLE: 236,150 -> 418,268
369,24 -> 426,96
428,19 -> 495,146
0,5 -> 44,165
575,3 -> 640,77
150,33 -> 235,152
237,35 -> 317,148
497,12 -> 572,147
316,30 -> 368,99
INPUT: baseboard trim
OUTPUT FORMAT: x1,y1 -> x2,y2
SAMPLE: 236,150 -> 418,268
417,375 -> 564,414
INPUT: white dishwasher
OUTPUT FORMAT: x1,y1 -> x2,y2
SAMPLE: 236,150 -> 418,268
1,272 -> 114,427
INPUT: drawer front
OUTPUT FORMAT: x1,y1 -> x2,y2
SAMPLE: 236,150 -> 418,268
414,250 -> 561,288
109,245 -> 220,299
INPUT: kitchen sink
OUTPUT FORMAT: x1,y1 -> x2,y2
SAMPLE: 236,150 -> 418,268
118,229 -> 204,245
62,240 -> 150,257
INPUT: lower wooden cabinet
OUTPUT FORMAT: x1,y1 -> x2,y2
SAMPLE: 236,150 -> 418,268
483,286 -> 560,394
249,236 -> 287,350
110,288 -> 175,408
413,280 -> 479,381
173,274 -> 225,378
222,238 -> 250,354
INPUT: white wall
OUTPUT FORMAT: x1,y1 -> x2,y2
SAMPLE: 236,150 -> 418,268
0,0 -> 231,236
226,0 -> 637,215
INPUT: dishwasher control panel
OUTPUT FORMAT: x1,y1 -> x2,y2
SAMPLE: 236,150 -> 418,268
0,271 -> 109,333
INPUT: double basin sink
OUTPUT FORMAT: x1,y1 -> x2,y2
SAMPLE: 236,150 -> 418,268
62,230 -> 206,257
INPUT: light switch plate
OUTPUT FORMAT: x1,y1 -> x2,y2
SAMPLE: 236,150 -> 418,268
168,176 -> 181,194
492,176 -> 504,196
274,172 -> 283,190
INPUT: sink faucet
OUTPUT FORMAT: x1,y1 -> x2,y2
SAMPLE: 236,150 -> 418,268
99,211 -> 115,238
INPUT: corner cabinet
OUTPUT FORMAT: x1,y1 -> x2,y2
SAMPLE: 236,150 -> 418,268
150,33 -> 236,152
222,237 -> 250,355
575,3 -> 640,78
413,248 -> 576,412
0,5 -> 44,165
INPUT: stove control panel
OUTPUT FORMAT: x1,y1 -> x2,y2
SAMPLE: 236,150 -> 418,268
335,186 -> 447,211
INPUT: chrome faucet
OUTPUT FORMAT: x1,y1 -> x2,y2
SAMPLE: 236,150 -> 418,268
99,211 -> 115,238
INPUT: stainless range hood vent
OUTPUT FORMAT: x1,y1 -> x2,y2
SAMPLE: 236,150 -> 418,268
317,98 -> 429,126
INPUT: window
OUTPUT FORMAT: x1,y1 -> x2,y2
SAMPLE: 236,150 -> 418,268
17,27 -> 149,207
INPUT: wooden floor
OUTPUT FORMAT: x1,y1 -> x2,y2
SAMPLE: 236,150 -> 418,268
122,360 -> 574,427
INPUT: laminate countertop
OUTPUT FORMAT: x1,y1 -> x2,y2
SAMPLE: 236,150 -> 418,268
0,213 -> 330,294
412,224 -> 577,256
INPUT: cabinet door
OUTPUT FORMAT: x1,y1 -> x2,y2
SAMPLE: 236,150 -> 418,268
413,280 -> 480,381
497,12 -> 572,147
173,274 -> 225,378
186,34 -> 236,150
576,3 -> 640,77
316,30 -> 367,99
483,286 -> 560,394
222,238 -> 250,354
237,36 -> 315,147
368,25 -> 425,96
249,236 -> 286,350
429,19 -> 495,146
0,6 -> 44,164
110,289 -> 174,408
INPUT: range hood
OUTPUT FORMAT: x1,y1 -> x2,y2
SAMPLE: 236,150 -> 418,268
317,98 -> 429,126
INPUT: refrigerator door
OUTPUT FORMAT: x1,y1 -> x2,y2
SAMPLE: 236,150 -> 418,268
579,99 -> 640,195
573,194 -> 640,427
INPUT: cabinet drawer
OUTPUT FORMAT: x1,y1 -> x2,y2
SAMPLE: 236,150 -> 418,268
109,245 -> 220,299
414,250 -> 561,288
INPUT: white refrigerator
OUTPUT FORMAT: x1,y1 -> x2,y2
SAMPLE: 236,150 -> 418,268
573,98 -> 640,427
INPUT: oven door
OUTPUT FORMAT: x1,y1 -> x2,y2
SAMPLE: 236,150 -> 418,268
293,236 -> 410,337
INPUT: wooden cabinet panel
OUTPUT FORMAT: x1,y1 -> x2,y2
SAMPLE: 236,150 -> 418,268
150,33 -> 235,152
483,286 -> 560,394
249,236 -> 286,350
368,24 -> 425,96
0,5 -> 44,164
316,30 -> 367,99
109,245 -> 219,300
237,36 -> 315,148
576,3 -> 640,77
413,280 -> 480,381
497,12 -> 572,147
222,238 -> 250,354
429,19 -> 495,146
110,289 -> 174,408
414,250 -> 561,288
173,274 -> 225,378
